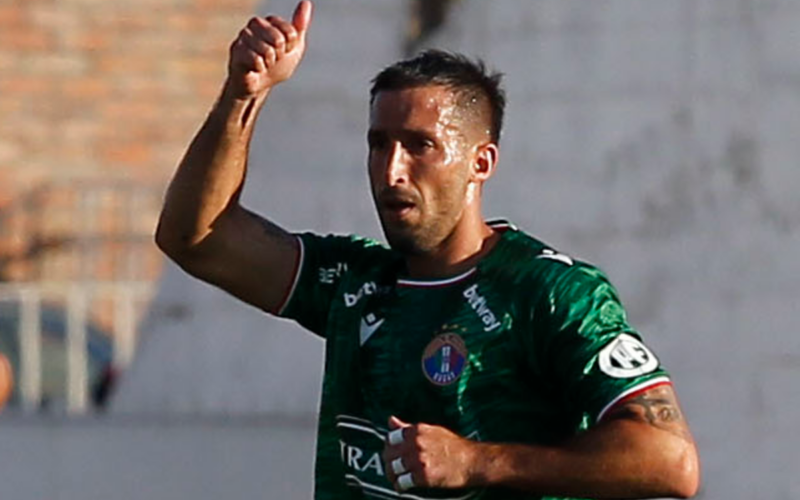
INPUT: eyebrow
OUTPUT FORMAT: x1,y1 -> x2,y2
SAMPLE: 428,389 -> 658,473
367,127 -> 438,139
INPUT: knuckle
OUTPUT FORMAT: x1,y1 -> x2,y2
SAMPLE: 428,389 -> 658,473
239,28 -> 253,43
266,27 -> 285,46
244,50 -> 259,65
267,15 -> 296,39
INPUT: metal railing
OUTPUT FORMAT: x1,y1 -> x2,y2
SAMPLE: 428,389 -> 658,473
0,281 -> 154,414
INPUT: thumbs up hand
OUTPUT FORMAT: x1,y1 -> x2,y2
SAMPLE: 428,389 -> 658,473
227,0 -> 313,98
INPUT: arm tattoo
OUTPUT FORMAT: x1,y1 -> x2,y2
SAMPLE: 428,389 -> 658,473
606,385 -> 692,441
259,217 -> 288,239
246,211 -> 294,247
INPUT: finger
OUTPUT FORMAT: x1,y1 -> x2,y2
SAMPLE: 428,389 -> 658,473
387,427 -> 405,446
391,456 -> 413,476
396,471 -> 425,492
292,0 -> 313,35
383,455 -> 397,484
230,39 -> 266,74
382,443 -> 400,462
397,472 -> 414,491
248,18 -> 287,55
265,15 -> 299,53
385,463 -> 396,485
388,415 -> 411,430
239,28 -> 271,57
241,29 -> 276,61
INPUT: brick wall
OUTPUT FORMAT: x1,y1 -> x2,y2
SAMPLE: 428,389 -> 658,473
0,0 -> 257,399
0,0 -> 257,283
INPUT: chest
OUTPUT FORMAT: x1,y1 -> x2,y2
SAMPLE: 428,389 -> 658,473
328,278 -> 527,425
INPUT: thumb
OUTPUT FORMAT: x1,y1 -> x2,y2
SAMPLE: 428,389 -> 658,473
292,0 -> 313,34
388,415 -> 410,430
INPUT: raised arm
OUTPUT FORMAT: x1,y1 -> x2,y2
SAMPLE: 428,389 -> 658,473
384,383 -> 700,498
155,1 -> 313,313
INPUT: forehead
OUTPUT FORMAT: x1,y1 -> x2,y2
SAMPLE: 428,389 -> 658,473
369,85 -> 459,131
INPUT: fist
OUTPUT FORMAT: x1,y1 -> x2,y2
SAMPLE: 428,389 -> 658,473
382,416 -> 480,492
227,0 -> 313,98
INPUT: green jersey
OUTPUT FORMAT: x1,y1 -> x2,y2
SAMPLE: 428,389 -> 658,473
278,221 -> 670,500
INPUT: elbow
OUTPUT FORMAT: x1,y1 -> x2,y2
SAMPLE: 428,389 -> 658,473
154,218 -> 193,263
154,219 -> 176,257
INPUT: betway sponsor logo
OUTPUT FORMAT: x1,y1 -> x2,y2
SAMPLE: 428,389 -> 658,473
344,282 -> 378,307
463,284 -> 502,332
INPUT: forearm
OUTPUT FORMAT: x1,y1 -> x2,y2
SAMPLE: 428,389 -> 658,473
156,82 -> 270,253
471,419 -> 699,499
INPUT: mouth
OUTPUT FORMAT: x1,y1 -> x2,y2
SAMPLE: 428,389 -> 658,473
379,195 -> 418,220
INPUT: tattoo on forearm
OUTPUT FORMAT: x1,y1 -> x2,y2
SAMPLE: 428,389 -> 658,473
608,386 -> 692,441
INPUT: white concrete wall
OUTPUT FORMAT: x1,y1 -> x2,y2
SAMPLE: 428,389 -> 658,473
425,2 -> 800,498
9,1 -> 794,500
0,416 -> 315,500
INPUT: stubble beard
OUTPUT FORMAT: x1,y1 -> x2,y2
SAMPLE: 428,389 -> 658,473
378,193 -> 467,257
380,215 -> 441,255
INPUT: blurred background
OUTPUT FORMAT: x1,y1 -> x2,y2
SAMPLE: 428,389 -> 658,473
1,0 -> 799,498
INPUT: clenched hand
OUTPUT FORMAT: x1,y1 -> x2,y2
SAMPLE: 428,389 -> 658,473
227,0 -> 313,98
382,415 -> 483,492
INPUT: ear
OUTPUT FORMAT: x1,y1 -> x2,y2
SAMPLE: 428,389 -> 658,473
471,142 -> 499,183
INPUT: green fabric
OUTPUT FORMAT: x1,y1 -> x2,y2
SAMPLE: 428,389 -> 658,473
280,221 -> 669,500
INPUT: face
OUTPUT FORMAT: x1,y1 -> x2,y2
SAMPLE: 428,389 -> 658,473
368,86 -> 483,254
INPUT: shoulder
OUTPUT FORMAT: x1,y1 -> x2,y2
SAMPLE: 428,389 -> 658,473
484,223 -> 617,308
295,231 -> 399,278
489,222 -> 601,284
296,231 -> 391,256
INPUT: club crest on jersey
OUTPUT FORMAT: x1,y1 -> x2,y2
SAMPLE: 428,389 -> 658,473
422,332 -> 468,386
598,333 -> 659,378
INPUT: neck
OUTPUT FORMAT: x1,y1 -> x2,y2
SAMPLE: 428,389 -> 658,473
404,212 -> 500,279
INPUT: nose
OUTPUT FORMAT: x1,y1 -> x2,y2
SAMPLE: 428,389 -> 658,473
384,141 -> 409,187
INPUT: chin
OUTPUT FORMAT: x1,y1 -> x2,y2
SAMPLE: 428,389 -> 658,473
384,225 -> 446,256
387,236 -> 426,255
380,222 -> 425,255
383,229 -> 419,254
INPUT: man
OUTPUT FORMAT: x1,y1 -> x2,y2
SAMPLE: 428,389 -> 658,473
156,1 -> 700,498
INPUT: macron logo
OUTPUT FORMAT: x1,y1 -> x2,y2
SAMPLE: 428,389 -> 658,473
359,313 -> 384,346
463,284 -> 502,332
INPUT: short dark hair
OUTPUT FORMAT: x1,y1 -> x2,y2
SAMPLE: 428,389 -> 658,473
370,50 -> 506,143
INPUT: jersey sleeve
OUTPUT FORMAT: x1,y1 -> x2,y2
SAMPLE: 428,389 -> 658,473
535,263 -> 671,427
277,232 -> 384,337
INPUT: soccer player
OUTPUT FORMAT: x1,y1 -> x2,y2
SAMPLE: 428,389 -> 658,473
156,1 -> 700,498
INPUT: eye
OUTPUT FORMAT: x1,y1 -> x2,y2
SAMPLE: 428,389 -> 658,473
406,137 -> 435,155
